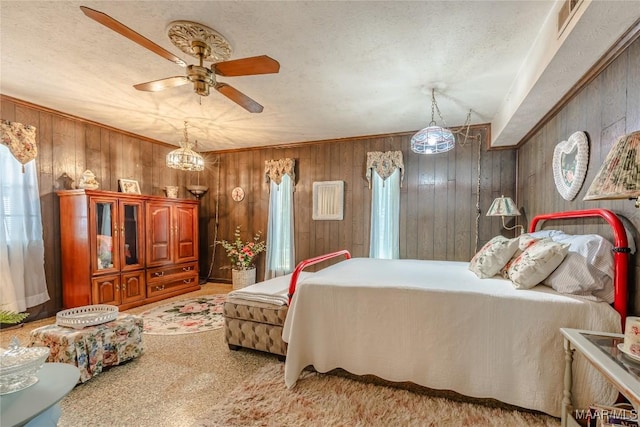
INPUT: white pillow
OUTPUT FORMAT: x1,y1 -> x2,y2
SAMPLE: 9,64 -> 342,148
469,235 -> 519,279
528,230 -> 565,240
508,239 -> 569,289
542,233 -> 615,302
550,233 -> 614,278
544,252 -> 613,302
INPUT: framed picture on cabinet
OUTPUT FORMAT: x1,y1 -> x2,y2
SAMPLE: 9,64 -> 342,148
119,179 -> 141,194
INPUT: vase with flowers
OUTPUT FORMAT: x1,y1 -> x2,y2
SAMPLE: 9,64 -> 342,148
216,225 -> 266,289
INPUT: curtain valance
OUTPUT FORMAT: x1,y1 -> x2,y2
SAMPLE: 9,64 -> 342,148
1,119 -> 37,172
366,150 -> 404,188
265,158 -> 296,186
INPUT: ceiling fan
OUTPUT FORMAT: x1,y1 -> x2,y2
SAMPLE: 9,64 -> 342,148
80,6 -> 280,113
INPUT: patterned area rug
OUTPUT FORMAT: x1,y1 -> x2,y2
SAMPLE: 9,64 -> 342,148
140,295 -> 226,335
193,364 -> 560,426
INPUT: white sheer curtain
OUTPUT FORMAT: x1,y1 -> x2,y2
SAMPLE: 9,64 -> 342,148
369,168 -> 400,259
0,145 -> 49,312
265,174 -> 295,279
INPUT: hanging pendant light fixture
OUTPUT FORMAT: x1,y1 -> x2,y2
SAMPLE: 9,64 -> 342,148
166,121 -> 205,171
411,88 -> 456,154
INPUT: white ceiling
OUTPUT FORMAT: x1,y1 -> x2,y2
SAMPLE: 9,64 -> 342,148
1,1 -> 639,152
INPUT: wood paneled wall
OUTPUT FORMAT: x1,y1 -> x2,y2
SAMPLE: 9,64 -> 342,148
516,37 -> 640,315
200,128 -> 516,283
0,96 -> 515,321
1,96 -> 198,320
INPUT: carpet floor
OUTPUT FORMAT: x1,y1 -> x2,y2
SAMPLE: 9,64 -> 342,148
1,283 -> 560,426
193,363 -> 560,427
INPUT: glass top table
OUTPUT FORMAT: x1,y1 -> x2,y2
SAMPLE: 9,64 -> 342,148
582,333 -> 640,380
0,362 -> 80,427
560,328 -> 640,413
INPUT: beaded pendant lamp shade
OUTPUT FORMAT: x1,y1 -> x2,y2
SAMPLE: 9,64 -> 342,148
410,89 -> 456,154
166,121 -> 205,171
583,130 -> 640,208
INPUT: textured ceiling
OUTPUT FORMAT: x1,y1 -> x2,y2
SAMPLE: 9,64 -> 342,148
1,1 -> 639,151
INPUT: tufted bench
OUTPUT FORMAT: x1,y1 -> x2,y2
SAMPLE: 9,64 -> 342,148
223,273 -> 317,359
224,297 -> 288,359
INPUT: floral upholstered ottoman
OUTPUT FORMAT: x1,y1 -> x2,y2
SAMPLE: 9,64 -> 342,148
29,314 -> 144,382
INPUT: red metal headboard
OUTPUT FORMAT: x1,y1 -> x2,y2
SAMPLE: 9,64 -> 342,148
529,209 -> 630,327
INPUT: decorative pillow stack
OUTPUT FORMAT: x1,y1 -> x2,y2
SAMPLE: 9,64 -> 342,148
469,235 -> 519,279
469,230 -> 617,302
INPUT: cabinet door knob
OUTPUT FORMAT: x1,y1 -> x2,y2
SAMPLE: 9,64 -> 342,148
183,279 -> 192,284
182,266 -> 192,271
154,271 -> 164,277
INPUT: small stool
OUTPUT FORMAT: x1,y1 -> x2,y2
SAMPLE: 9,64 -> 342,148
29,313 -> 144,382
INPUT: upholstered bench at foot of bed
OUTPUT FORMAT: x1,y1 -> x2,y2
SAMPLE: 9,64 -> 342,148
223,297 -> 288,359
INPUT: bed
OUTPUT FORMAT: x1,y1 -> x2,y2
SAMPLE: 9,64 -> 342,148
281,209 -> 631,417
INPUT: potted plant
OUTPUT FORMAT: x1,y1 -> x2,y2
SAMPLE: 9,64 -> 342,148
0,309 -> 29,330
216,225 -> 266,289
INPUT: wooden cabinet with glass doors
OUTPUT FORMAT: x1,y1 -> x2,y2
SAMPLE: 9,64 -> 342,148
58,189 -> 199,310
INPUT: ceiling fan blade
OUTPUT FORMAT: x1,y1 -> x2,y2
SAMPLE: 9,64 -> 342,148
213,55 -> 280,77
80,6 -> 187,68
134,76 -> 190,92
215,83 -> 264,113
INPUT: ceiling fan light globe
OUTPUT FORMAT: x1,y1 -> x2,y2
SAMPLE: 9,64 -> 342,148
410,126 -> 456,154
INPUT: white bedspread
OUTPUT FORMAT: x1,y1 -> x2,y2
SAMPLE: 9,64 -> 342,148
226,272 -> 314,306
282,258 -> 621,417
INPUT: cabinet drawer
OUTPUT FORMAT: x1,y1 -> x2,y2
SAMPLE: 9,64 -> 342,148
147,272 -> 198,297
146,262 -> 198,283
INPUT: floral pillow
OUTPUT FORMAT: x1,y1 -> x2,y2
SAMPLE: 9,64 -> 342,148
508,239 -> 570,289
499,234 -> 540,279
469,235 -> 519,279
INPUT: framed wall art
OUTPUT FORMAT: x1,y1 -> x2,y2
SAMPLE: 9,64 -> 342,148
118,178 -> 141,194
552,131 -> 589,201
312,181 -> 344,220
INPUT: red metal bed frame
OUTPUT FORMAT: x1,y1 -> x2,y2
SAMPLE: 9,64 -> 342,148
529,208 -> 630,326
288,249 -> 351,304
287,209 -> 630,326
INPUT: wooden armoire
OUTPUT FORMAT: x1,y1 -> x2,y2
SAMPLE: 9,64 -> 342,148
57,189 -> 199,310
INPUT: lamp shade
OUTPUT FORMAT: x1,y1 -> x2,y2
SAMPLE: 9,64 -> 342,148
166,121 -> 205,172
410,126 -> 456,154
166,147 -> 205,171
486,196 -> 521,217
583,130 -> 640,202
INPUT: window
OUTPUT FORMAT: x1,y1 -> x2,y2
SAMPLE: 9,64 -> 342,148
264,158 -> 296,280
369,169 -> 400,259
265,174 -> 295,279
366,150 -> 404,259
0,145 -> 49,312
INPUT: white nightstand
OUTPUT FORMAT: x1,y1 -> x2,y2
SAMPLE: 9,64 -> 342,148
560,328 -> 640,427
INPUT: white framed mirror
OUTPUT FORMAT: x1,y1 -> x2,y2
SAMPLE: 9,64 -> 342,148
552,131 -> 589,201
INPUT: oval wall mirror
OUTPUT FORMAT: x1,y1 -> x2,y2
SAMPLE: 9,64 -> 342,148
552,131 -> 589,201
